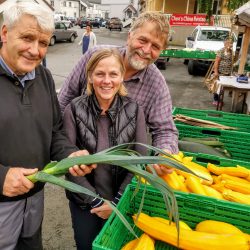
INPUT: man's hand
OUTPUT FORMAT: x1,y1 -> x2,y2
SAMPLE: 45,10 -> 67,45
3,167 -> 38,197
150,149 -> 174,176
90,202 -> 113,219
150,164 -> 174,176
68,150 -> 97,176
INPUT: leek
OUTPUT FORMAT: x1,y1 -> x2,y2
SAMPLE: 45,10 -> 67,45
27,143 -> 195,237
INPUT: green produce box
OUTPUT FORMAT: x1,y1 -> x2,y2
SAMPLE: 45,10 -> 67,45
160,49 -> 183,58
93,184 -> 250,250
173,107 -> 250,132
184,152 -> 250,169
193,50 -> 210,59
160,49 -> 174,57
177,123 -> 250,162
132,151 -> 250,187
209,51 -> 216,59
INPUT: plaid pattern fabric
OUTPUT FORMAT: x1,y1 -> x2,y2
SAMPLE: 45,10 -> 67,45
58,45 -> 178,153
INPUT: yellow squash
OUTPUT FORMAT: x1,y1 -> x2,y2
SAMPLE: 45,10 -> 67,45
223,189 -> 250,205
134,233 -> 155,250
222,179 -> 250,194
195,220 -> 250,242
121,238 -> 139,250
185,175 -> 207,196
202,185 -> 224,200
133,213 -> 249,250
153,217 -> 192,231
220,174 -> 250,185
183,160 -> 213,185
195,220 -> 245,235
207,163 -> 249,178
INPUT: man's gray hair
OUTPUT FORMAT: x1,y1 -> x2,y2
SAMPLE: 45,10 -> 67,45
130,11 -> 170,46
3,1 -> 54,32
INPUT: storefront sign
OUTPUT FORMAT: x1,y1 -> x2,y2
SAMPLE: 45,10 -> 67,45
169,14 -> 213,26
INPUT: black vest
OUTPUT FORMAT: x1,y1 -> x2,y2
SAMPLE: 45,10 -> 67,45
70,94 -> 138,152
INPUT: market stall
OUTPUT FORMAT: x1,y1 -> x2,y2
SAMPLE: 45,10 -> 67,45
217,2 -> 250,114
234,2 -> 250,75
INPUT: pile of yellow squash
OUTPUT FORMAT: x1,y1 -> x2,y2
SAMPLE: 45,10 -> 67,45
160,151 -> 250,205
121,213 -> 250,250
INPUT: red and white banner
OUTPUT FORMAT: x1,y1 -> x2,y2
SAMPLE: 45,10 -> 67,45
169,14 -> 214,26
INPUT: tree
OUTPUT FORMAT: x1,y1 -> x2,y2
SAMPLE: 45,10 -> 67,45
198,0 -> 249,16
226,0 -> 249,12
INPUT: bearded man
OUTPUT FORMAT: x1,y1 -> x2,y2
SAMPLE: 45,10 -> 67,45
58,11 -> 178,175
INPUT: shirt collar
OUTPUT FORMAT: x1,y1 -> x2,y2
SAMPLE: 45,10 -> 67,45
0,56 -> 35,86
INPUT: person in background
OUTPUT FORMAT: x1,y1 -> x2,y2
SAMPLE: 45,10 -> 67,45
212,36 -> 234,105
63,48 -> 147,250
78,24 -> 97,54
59,11 -> 179,175
0,3 -> 94,249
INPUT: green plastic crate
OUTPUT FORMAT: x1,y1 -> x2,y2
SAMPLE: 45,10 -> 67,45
184,152 -> 250,169
93,184 -> 250,250
177,123 -> 250,162
131,152 -> 250,198
160,49 -> 183,58
131,152 -> 250,186
209,51 -> 216,59
193,50 -> 210,59
173,107 -> 250,132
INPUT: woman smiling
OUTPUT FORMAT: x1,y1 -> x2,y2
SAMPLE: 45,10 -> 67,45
63,48 -> 147,250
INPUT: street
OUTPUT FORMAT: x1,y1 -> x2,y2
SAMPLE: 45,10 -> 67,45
46,25 -> 234,112
46,26 -> 128,90
42,25 -> 237,250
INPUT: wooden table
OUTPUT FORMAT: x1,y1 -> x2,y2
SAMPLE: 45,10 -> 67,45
216,76 -> 250,113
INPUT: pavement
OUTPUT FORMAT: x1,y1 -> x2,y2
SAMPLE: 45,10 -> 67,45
46,25 -> 247,114
162,58 -> 247,113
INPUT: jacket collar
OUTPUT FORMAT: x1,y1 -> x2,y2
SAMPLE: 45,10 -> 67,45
89,94 -> 122,123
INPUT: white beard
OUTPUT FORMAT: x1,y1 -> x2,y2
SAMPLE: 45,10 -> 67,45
129,58 -> 148,70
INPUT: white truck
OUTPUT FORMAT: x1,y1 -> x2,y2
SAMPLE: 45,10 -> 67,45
185,26 -> 237,75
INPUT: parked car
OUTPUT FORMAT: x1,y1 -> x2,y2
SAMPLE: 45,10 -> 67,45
185,26 -> 237,75
79,18 -> 100,28
79,18 -> 88,28
89,18 -> 101,28
68,17 -> 77,26
102,18 -> 110,27
50,22 -> 78,46
62,20 -> 73,28
108,17 -> 123,31
105,18 -> 110,28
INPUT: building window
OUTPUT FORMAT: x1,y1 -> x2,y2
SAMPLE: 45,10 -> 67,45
69,2 -> 72,7
63,1 -> 66,7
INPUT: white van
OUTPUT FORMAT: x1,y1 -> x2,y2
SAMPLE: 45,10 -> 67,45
185,26 -> 237,75
54,14 -> 73,28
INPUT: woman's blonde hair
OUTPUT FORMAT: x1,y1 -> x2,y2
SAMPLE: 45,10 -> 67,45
86,48 -> 127,96
130,11 -> 170,47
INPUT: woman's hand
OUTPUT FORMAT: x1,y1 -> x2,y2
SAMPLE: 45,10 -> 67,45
90,202 -> 113,219
68,150 -> 97,176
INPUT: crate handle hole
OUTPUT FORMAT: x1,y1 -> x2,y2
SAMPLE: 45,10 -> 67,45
207,113 -> 223,118
195,157 -> 220,165
201,129 -> 221,136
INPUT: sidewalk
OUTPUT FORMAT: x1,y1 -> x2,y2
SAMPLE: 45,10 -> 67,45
163,58 -> 246,113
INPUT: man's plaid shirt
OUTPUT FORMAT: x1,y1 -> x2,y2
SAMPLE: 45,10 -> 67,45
58,45 -> 178,153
